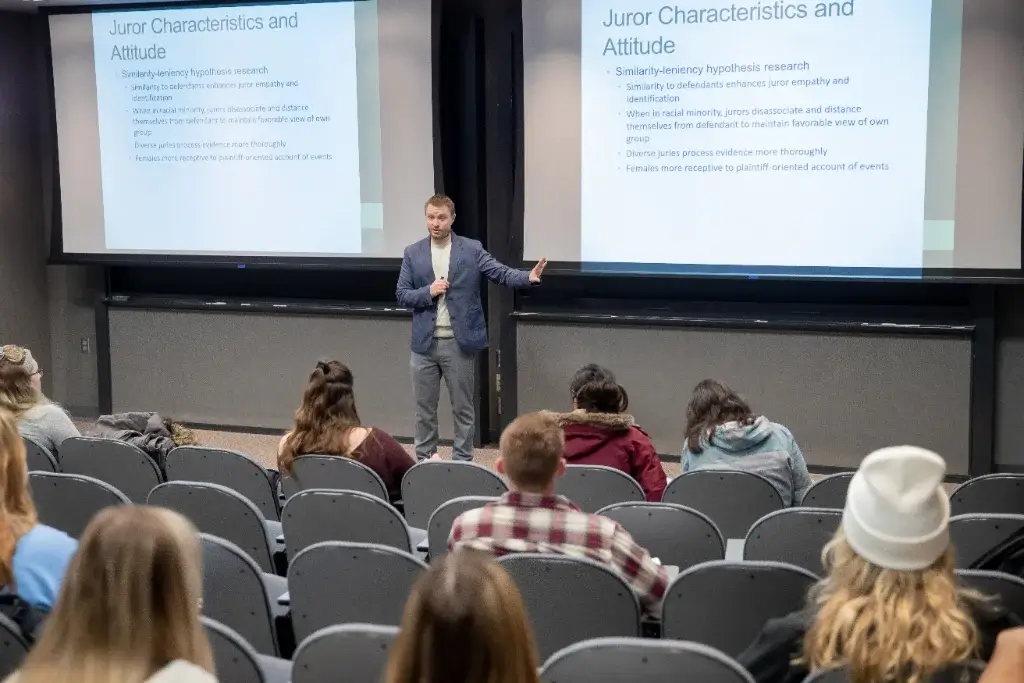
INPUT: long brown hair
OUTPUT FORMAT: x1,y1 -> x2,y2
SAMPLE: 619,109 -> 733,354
278,360 -> 362,474
801,531 -> 983,683
385,551 -> 540,683
0,346 -> 46,418
17,506 -> 214,683
684,379 -> 757,453
0,409 -> 39,588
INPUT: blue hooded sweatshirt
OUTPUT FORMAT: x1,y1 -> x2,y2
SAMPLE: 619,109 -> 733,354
681,416 -> 812,506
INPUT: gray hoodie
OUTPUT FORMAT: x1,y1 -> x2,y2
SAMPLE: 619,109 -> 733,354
681,416 -> 812,506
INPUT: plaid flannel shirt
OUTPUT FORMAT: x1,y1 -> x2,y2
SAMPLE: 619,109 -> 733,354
448,491 -> 669,616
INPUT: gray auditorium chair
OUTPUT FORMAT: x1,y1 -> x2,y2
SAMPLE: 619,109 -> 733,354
951,474 -> 1024,517
662,470 -> 785,540
804,661 -> 985,683
540,637 -> 754,683
201,534 -> 287,657
556,465 -> 644,513
282,488 -> 413,557
949,513 -> 1024,568
401,460 -> 507,529
280,454 -> 388,500
167,446 -> 279,521
202,617 -> 291,683
497,553 -> 641,660
292,624 -> 398,683
957,569 -> 1024,621
800,472 -> 853,508
22,437 -> 58,473
427,495 -> 496,559
0,612 -> 29,679
288,541 -> 427,642
662,560 -> 819,657
149,481 -> 277,573
596,502 -> 724,570
60,436 -> 162,503
29,471 -> 130,539
744,507 -> 842,575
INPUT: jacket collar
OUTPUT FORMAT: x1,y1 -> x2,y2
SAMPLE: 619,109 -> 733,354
547,409 -> 635,432
500,490 -> 579,511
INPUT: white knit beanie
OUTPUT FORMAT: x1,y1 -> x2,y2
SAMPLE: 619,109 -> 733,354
842,446 -> 950,571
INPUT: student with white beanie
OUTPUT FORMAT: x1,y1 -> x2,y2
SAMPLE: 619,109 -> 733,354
739,446 -> 1020,683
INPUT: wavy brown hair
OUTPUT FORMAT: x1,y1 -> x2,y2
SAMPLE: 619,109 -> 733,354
278,360 -> 362,474
385,550 -> 540,683
684,379 -> 757,453
0,345 -> 46,418
0,409 -> 39,589
17,506 -> 213,683
800,531 -> 984,683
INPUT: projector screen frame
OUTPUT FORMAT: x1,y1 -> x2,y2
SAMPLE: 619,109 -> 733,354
41,0 -> 442,270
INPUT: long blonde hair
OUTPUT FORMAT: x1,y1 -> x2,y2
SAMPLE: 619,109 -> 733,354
17,506 -> 214,683
0,409 -> 39,587
801,531 -> 983,683
385,551 -> 540,683
0,346 -> 46,418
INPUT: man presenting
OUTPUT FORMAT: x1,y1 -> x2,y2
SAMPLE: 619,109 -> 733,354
396,194 -> 546,461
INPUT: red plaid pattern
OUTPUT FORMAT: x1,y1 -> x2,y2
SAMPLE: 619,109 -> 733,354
449,491 -> 669,616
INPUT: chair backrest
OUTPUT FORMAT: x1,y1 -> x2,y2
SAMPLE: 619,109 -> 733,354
662,560 -> 819,657
201,534 -> 278,656
149,481 -> 275,572
956,569 -> 1024,623
29,471 -> 130,539
556,465 -> 644,513
949,514 -> 1024,568
596,502 -> 724,571
60,436 -> 162,503
288,541 -> 427,643
283,488 -> 412,557
427,495 -> 496,559
402,461 -> 508,528
744,508 -> 843,575
800,472 -> 854,508
951,475 -> 1024,517
292,623 -> 399,683
540,637 -> 754,683
0,613 -> 29,680
167,446 -> 279,520
804,661 -> 986,683
497,553 -> 641,660
662,470 -> 785,539
202,616 -> 269,683
281,455 -> 388,500
22,437 -> 57,473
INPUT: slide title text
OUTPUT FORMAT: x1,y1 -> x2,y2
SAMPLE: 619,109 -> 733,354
107,12 -> 300,61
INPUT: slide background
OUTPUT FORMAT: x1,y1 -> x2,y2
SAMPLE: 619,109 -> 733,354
522,0 -> 1024,274
49,0 -> 434,259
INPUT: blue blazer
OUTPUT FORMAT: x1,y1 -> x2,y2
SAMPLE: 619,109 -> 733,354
396,235 -> 533,353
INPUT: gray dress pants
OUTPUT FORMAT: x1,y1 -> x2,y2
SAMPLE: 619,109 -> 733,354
411,338 -> 475,461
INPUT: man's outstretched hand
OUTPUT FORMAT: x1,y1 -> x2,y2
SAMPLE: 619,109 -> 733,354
529,258 -> 548,284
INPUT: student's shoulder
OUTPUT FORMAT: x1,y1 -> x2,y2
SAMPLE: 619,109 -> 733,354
19,525 -> 76,553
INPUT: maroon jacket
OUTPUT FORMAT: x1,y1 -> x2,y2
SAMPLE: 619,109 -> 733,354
553,411 -> 667,502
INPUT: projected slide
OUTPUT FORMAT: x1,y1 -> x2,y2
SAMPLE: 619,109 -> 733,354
50,0 -> 435,259
523,0 -> 1024,274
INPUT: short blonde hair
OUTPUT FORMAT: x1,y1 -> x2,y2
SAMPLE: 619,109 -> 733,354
385,550 -> 540,683
424,194 -> 455,216
499,412 -> 564,490
18,506 -> 213,683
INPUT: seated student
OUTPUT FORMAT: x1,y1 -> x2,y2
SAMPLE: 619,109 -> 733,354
0,345 -> 79,458
552,365 -> 666,501
738,446 -> 1020,683
682,379 -> 811,506
10,506 -> 215,683
279,360 -> 415,503
0,409 -> 76,612
449,411 -> 668,616
385,550 -> 540,683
